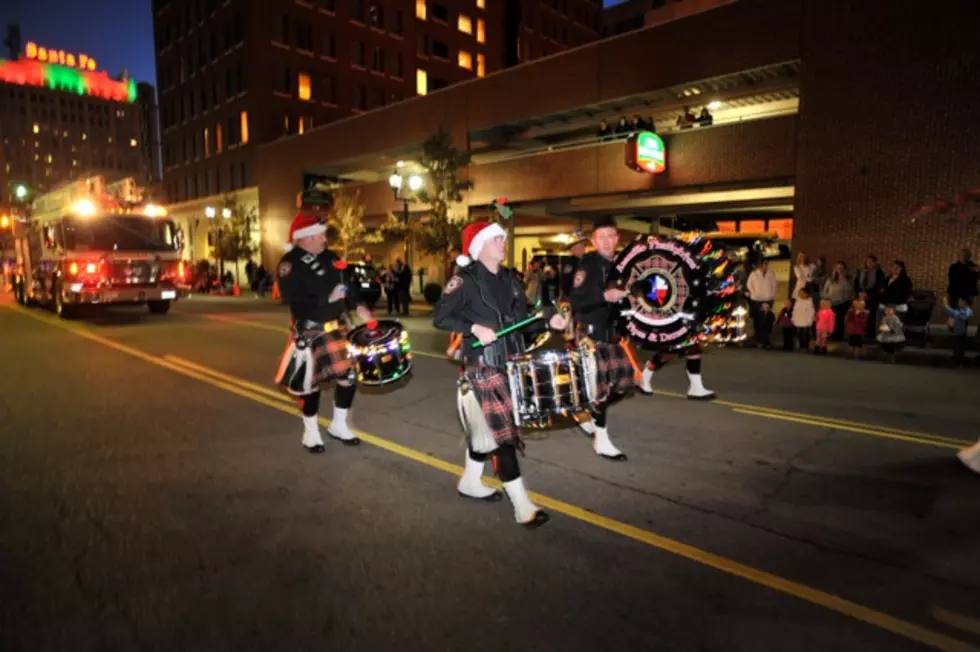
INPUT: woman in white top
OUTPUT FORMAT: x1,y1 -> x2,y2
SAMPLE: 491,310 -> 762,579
793,252 -> 816,298
791,287 -> 815,351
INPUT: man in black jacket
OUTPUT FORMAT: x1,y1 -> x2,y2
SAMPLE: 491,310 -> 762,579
275,214 -> 374,453
434,221 -> 567,529
558,233 -> 587,301
568,216 -> 636,461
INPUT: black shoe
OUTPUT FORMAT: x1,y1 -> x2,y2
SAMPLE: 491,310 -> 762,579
304,444 -> 325,454
598,451 -> 628,461
521,511 -> 550,529
329,434 -> 361,446
458,490 -> 504,502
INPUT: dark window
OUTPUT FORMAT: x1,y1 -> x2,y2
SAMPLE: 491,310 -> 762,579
417,33 -> 428,56
394,10 -> 403,34
431,3 -> 448,22
354,85 -> 366,110
376,88 -> 386,107
372,47 -> 385,72
278,15 -> 290,44
431,40 -> 449,59
318,0 -> 336,11
352,41 -> 365,66
322,76 -> 336,103
351,0 -> 365,22
210,30 -> 218,61
295,20 -> 314,51
241,161 -> 249,186
237,63 -> 245,93
323,31 -> 336,58
394,54 -> 403,78
430,76 -> 448,91
280,65 -> 293,93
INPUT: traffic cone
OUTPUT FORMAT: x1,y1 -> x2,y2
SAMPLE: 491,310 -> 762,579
619,339 -> 643,382
233,282 -> 241,297
272,282 -> 280,301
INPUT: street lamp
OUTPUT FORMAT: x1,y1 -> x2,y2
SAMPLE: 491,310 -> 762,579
205,205 -> 232,281
14,184 -> 27,201
389,172 -> 424,267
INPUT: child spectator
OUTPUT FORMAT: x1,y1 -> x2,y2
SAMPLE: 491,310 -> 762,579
943,296 -> 973,367
815,298 -> 835,354
877,305 -> 905,362
777,302 -> 794,351
755,302 -> 775,349
792,287 -> 815,351
844,298 -> 870,358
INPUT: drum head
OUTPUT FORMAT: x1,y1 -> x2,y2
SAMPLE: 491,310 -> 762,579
614,234 -> 738,351
349,319 -> 404,347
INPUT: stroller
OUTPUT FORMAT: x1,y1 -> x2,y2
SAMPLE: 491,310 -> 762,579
902,290 -> 936,347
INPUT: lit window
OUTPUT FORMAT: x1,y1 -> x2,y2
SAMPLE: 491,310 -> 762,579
216,124 -> 224,152
82,133 -> 87,140
458,14 -> 472,34
72,159 -> 78,167
476,0 -> 484,8
130,138 -> 138,147
477,53 -> 485,77
416,0 -> 426,20
298,73 -> 311,100
32,123 -> 39,134
416,68 -> 428,95
476,19 -> 485,43
240,111 -> 249,144
45,154 -> 52,163
458,50 -> 472,70
204,127 -> 210,157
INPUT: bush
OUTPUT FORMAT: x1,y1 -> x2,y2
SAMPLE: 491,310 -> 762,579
423,282 -> 442,304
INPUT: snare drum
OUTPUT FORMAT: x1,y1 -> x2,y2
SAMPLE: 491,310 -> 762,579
347,320 -> 413,386
505,345 -> 599,427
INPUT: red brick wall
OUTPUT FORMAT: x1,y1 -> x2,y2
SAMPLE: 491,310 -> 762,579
793,0 -> 980,298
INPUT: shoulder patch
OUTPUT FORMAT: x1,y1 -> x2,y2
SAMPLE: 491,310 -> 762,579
563,264 -> 573,274
573,269 -> 587,288
278,262 -> 292,277
445,275 -> 463,294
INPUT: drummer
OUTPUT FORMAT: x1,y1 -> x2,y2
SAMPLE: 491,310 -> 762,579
639,346 -> 716,400
568,215 -> 636,461
433,221 -> 568,529
275,213 -> 375,453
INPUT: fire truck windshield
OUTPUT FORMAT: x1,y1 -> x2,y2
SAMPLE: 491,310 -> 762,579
63,215 -> 179,252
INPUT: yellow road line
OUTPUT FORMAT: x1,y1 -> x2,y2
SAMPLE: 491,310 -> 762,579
7,305 -> 978,652
732,409 -> 964,451
933,608 -> 980,637
162,355 -> 295,404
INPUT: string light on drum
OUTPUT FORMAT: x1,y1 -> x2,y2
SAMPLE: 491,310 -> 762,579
348,321 -> 414,385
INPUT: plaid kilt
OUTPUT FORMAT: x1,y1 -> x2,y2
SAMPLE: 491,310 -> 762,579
464,364 -> 521,448
277,324 -> 354,391
593,340 -> 635,401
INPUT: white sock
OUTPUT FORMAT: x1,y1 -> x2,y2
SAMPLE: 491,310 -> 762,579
302,415 -> 323,447
457,453 -> 497,498
502,477 -> 539,524
687,372 -> 714,397
593,426 -> 624,458
328,405 -> 356,440
640,367 -> 654,393
578,415 -> 596,435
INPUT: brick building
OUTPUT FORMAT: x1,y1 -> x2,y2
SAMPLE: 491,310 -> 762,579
0,39 -> 152,204
248,0 -> 980,304
151,0 -> 600,264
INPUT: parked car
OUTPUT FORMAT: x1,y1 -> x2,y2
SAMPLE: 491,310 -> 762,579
346,262 -> 382,309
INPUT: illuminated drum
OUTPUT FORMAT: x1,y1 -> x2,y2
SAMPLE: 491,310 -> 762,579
505,346 -> 598,428
347,320 -> 413,386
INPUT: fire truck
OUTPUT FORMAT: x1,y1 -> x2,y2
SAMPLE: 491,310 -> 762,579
11,175 -> 189,318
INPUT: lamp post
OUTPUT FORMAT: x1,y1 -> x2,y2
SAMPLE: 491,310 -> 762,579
206,205 -> 232,281
388,171 -> 423,268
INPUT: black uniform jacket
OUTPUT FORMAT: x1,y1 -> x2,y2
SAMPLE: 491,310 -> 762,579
433,262 -> 555,367
276,247 -> 364,326
558,256 -> 580,300
568,251 -> 621,342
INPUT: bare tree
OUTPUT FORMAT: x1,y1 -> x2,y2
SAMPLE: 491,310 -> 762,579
325,189 -> 384,259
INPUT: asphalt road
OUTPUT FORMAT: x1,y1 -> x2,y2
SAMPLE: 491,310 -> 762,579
1,294 -> 979,652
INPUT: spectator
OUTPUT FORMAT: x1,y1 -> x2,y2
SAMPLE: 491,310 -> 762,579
645,116 -> 657,133
746,259 -> 777,335
615,117 -> 631,135
792,287 -> 815,351
855,254 -> 886,336
597,120 -> 611,140
755,302 -> 775,349
822,261 -> 853,340
845,298 -> 870,358
776,302 -> 795,351
392,257 -> 412,316
942,296 -> 973,367
381,265 -> 398,315
879,260 -> 913,325
815,298 -> 835,354
524,260 -> 543,307
877,306 -> 905,362
697,107 -> 714,126
675,107 -> 696,129
792,251 -> 816,300
947,248 -> 978,305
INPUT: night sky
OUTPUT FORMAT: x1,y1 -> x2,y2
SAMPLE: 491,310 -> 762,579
3,0 -> 624,88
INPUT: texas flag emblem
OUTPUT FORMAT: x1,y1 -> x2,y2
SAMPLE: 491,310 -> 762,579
648,275 -> 671,306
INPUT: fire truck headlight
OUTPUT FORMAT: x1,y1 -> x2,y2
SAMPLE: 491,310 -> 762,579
143,204 -> 167,217
72,199 -> 96,217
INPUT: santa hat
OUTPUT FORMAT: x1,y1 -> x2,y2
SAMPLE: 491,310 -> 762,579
283,213 -> 327,251
456,221 -> 507,268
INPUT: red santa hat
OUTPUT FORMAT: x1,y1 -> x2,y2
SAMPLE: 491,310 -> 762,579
284,213 -> 327,251
456,221 -> 507,268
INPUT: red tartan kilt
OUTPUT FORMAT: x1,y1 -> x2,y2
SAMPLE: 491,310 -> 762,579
465,364 -> 521,447
593,341 -> 635,400
303,326 -> 355,384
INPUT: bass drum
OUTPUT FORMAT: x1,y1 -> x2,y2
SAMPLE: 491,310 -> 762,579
614,233 -> 738,352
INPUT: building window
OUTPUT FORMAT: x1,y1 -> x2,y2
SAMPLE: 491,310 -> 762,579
278,15 -> 290,44
416,68 -> 428,95
323,31 -> 336,58
216,123 -> 224,152
458,14 -> 472,34
240,111 -> 249,144
431,3 -> 448,22
458,50 -> 472,70
394,10 -> 404,34
476,0 -> 485,8
432,40 -> 449,59
298,73 -> 312,100
354,85 -> 366,110
318,0 -> 336,12
295,20 -> 314,51
323,75 -> 337,103
351,0 -> 365,23
353,41 -> 365,67
369,1 -> 384,28
204,127 -> 210,157
477,53 -> 485,77
372,47 -> 385,73
394,54 -> 404,78
415,0 -> 426,20
476,18 -> 485,43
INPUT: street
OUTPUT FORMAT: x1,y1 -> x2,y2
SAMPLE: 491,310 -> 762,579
1,295 -> 979,652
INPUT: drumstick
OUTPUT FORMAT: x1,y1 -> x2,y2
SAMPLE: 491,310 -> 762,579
472,311 -> 545,349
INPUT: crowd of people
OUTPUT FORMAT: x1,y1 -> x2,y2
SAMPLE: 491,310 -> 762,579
596,106 -> 714,140
744,249 -> 979,365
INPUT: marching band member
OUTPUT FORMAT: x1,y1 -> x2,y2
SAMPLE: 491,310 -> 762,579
434,221 -> 568,528
568,216 -> 636,461
275,214 -> 374,453
638,347 -> 716,400
559,232 -> 587,301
